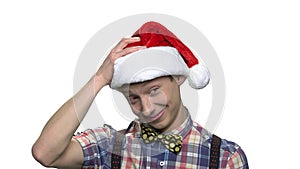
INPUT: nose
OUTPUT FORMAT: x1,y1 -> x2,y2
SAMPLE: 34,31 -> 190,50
141,96 -> 154,117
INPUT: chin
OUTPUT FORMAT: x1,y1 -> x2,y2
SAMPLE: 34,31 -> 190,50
149,119 -> 170,131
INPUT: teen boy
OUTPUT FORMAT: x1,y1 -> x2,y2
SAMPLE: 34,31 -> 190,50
32,21 -> 248,168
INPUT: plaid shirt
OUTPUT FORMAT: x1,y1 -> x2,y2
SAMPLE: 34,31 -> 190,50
74,115 -> 248,169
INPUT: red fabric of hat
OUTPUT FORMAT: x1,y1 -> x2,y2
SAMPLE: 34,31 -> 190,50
126,21 -> 198,68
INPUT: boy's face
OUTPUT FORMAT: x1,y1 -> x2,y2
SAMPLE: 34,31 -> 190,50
120,76 -> 185,132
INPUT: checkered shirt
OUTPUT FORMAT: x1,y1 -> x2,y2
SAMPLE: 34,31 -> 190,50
73,115 -> 248,169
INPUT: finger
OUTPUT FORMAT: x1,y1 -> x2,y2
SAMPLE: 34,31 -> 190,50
114,37 -> 141,51
116,46 -> 146,57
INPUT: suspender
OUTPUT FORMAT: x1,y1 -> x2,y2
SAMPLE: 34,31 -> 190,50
111,132 -> 123,169
209,134 -> 222,169
111,122 -> 134,169
111,132 -> 222,169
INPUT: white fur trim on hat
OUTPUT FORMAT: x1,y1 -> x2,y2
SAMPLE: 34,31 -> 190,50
110,46 -> 210,89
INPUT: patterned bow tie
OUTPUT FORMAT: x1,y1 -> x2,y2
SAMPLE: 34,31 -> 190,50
141,124 -> 183,154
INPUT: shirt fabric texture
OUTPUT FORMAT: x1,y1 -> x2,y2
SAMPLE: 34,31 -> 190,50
73,115 -> 248,169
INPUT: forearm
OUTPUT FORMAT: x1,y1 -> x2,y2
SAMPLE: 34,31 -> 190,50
32,37 -> 142,167
32,74 -> 106,166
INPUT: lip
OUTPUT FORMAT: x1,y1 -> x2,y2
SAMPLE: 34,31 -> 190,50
148,108 -> 166,122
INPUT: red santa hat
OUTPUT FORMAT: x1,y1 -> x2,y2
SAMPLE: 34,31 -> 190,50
110,21 -> 210,89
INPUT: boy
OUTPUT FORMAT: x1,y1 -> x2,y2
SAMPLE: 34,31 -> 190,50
32,21 -> 248,168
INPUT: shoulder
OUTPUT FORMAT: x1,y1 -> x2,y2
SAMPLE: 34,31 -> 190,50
192,122 -> 249,168
220,138 -> 244,156
219,138 -> 249,168
73,124 -> 115,145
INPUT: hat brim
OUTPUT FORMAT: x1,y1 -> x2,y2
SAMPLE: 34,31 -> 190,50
110,47 -> 189,89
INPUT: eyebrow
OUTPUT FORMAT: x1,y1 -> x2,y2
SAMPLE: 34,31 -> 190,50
140,79 -> 161,88
122,80 -> 161,96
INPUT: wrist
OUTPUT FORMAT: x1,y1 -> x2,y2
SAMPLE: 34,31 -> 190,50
92,73 -> 109,93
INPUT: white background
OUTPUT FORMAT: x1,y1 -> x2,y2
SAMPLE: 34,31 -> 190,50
1,1 -> 299,168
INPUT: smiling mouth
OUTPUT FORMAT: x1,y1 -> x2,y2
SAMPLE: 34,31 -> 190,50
148,108 -> 166,122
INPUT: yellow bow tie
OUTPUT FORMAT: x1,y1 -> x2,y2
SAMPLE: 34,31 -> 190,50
141,124 -> 183,154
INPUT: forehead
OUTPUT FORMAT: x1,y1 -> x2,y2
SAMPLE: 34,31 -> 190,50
118,76 -> 170,93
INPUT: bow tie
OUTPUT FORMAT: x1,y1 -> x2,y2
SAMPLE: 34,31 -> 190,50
141,124 -> 183,154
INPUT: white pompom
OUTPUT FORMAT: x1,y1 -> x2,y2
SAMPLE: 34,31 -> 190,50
188,64 -> 210,89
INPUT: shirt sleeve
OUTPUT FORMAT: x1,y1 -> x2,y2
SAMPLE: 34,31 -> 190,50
73,126 -> 113,168
226,147 -> 249,169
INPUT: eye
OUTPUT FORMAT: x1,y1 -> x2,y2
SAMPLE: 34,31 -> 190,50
129,96 -> 139,105
149,87 -> 159,96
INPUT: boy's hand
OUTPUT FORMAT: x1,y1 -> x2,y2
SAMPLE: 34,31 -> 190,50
96,37 -> 144,86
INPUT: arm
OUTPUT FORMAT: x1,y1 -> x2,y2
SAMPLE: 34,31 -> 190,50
226,147 -> 249,169
32,37 -> 143,168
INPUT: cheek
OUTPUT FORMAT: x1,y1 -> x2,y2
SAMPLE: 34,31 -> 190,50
129,104 -> 141,115
151,92 -> 168,105
132,111 -> 140,117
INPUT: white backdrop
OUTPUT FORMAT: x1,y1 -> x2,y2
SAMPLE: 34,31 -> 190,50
1,1 -> 299,168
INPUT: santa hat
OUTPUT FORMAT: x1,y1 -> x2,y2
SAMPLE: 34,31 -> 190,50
110,21 -> 210,89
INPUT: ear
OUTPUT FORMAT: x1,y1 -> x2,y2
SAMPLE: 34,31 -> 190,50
174,75 -> 186,86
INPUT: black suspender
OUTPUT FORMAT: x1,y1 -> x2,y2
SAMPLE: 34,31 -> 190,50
111,122 -> 134,169
111,132 -> 123,169
209,134 -> 222,169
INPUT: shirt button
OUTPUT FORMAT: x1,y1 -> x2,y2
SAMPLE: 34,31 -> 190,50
159,161 -> 165,167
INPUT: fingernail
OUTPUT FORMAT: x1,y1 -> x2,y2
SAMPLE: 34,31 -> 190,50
133,37 -> 140,40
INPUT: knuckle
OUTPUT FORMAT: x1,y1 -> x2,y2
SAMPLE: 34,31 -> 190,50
110,48 -> 117,53
110,52 -> 118,59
